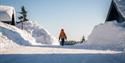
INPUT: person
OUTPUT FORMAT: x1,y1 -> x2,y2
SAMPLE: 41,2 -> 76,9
59,28 -> 67,46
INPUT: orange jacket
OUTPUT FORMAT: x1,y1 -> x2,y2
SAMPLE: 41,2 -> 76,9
59,31 -> 67,40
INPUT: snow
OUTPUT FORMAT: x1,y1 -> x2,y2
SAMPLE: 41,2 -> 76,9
123,48 -> 125,54
0,20 -> 125,63
86,21 -> 125,51
0,5 -> 125,62
0,54 -> 124,63
0,5 -> 16,21
0,32 -> 19,50
1,46 -> 121,54
0,22 -> 40,47
16,21 -> 59,45
0,46 -> 124,63
0,20 -> 59,50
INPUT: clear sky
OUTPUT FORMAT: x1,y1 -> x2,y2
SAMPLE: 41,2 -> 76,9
0,0 -> 111,41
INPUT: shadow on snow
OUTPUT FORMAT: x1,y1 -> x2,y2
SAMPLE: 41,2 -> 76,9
0,53 -> 125,63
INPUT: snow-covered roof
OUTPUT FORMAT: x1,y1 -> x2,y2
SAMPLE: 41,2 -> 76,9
114,0 -> 125,19
0,5 -> 15,21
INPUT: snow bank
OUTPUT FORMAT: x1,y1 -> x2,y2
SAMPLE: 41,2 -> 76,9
86,21 -> 125,51
16,21 -> 59,45
122,47 -> 125,53
0,5 -> 16,21
0,22 -> 40,46
0,32 -> 19,50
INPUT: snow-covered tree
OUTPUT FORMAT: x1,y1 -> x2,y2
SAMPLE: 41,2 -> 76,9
18,6 -> 28,29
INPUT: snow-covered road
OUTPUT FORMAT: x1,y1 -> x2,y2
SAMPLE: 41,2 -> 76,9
0,54 -> 124,63
0,46 -> 122,54
0,46 -> 125,63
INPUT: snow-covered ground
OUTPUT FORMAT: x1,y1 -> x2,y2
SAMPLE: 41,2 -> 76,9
0,22 -> 40,49
0,21 -> 59,50
0,53 -> 124,63
0,21 -> 125,63
0,46 -> 124,63
0,32 -> 19,50
1,45 -> 122,54
16,21 -> 59,45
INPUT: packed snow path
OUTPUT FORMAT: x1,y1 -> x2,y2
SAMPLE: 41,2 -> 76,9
0,45 -> 125,63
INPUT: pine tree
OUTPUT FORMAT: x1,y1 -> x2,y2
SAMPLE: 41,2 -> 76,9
81,35 -> 85,43
18,6 -> 28,29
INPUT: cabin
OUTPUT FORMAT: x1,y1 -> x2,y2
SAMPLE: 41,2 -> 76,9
0,5 -> 16,25
106,0 -> 125,23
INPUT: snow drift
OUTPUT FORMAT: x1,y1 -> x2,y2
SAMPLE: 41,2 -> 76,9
0,32 -> 19,50
86,21 -> 125,51
0,22 -> 40,47
124,49 -> 125,54
16,21 -> 59,45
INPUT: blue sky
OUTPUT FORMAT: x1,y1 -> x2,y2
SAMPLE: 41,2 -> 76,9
0,0 -> 111,41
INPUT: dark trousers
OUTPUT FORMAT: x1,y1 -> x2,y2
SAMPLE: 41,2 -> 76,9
60,38 -> 65,46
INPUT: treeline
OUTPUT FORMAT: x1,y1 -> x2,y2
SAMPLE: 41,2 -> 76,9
64,35 -> 86,45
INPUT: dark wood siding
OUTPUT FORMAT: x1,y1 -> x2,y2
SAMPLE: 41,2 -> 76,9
105,0 -> 125,23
